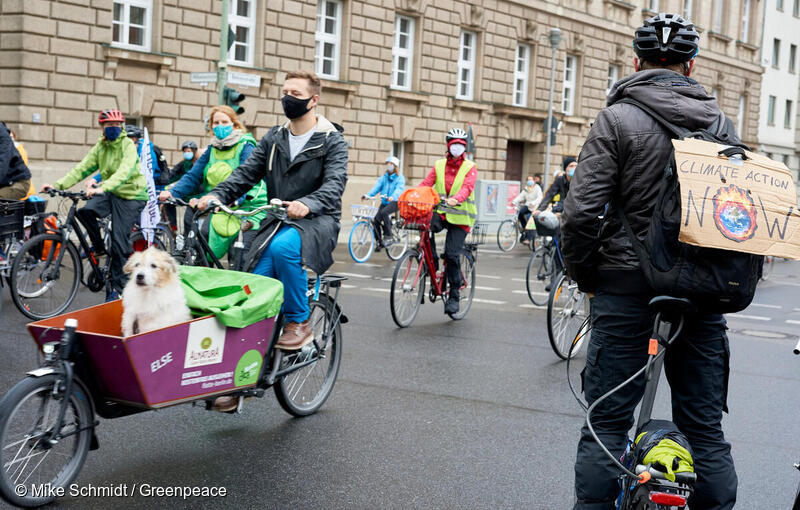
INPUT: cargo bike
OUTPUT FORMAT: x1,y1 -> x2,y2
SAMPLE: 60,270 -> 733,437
0,201 -> 347,508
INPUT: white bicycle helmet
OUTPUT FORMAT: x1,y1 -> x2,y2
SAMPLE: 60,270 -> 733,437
385,156 -> 400,167
537,210 -> 559,231
446,128 -> 468,143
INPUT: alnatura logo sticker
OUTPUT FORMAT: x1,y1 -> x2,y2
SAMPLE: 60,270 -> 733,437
184,317 -> 226,369
234,349 -> 262,387
712,184 -> 758,243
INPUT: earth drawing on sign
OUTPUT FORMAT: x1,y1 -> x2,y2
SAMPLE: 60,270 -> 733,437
712,184 -> 758,243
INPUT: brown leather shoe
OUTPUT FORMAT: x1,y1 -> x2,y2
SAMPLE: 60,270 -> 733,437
276,319 -> 313,350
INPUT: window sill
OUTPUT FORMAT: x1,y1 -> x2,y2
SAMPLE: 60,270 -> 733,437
603,0 -> 636,11
320,78 -> 360,107
563,114 -> 591,126
735,40 -> 759,52
453,98 -> 491,111
101,44 -> 177,85
708,31 -> 733,43
387,87 -> 430,103
491,103 -> 546,120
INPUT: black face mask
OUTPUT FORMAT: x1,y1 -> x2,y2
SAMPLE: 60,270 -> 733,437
281,95 -> 312,119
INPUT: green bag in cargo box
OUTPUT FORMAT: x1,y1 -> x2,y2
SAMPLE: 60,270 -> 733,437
179,266 -> 284,328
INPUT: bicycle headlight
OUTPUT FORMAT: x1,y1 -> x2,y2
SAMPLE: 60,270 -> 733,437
42,342 -> 59,360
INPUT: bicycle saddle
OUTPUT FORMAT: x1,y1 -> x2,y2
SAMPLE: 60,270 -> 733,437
648,296 -> 696,317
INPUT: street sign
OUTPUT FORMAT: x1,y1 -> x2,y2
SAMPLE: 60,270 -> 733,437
190,72 -> 218,84
227,71 -> 261,88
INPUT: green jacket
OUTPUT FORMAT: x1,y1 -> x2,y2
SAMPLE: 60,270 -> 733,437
55,132 -> 147,201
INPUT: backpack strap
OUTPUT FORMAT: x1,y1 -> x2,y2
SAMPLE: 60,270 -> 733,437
616,98 -> 691,139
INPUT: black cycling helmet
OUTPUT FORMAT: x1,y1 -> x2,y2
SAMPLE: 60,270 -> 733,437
633,13 -> 699,65
124,124 -> 143,139
181,140 -> 198,150
446,127 -> 468,143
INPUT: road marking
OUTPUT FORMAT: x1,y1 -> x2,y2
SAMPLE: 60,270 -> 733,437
787,320 -> 800,325
474,286 -> 500,291
749,303 -> 782,309
779,281 -> 800,287
511,278 -> 526,283
473,298 -> 507,304
512,289 -> 548,297
363,287 -> 390,293
336,272 -> 371,279
341,284 -> 357,289
380,277 -> 393,281
477,274 -> 501,279
518,304 -> 547,310
794,308 -> 800,312
730,313 -> 771,321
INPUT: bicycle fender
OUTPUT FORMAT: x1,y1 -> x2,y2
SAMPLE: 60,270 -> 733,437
26,367 -> 56,377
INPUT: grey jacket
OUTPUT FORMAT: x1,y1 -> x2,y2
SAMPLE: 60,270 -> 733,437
561,69 -> 740,293
210,115 -> 348,274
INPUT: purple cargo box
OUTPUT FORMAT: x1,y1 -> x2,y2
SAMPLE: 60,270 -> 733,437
28,300 -> 276,409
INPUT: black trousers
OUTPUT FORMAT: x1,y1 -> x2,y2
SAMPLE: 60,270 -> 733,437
76,194 -> 146,293
428,214 -> 467,298
517,205 -> 534,241
372,201 -> 398,245
574,292 -> 735,510
184,209 -> 258,267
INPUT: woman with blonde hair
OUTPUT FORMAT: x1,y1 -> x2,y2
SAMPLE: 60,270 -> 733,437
159,105 -> 267,259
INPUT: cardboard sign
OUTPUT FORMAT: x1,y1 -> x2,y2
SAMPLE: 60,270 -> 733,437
675,139 -> 800,260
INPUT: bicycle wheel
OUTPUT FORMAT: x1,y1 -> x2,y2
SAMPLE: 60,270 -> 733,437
348,220 -> 375,263
10,234 -> 81,320
386,228 -> 410,261
274,294 -> 342,416
0,374 -> 93,508
497,219 -> 517,252
526,248 -> 552,306
449,250 -> 476,320
547,273 -> 591,360
390,249 -> 426,328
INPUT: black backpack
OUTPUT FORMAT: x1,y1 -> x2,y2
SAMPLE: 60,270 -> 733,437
151,145 -> 169,180
615,98 -> 764,314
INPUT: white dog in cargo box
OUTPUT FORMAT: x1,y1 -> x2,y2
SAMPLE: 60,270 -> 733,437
121,247 -> 192,337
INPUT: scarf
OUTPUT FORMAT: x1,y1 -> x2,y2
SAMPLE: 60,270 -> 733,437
211,129 -> 243,150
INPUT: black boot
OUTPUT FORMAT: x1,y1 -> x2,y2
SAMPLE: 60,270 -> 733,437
445,290 -> 459,315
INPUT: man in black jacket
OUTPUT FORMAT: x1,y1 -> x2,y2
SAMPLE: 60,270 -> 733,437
562,14 -> 738,510
197,70 -> 347,352
0,122 -> 32,199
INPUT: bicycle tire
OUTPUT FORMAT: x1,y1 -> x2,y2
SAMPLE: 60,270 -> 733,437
449,250 -> 476,320
390,249 -> 426,328
274,294 -> 342,416
348,220 -> 375,263
526,248 -> 552,306
0,374 -> 93,508
497,219 -> 517,252
386,228 -> 410,261
546,272 -> 590,360
10,233 -> 81,320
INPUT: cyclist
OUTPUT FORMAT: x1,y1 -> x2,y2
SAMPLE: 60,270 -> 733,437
419,127 -> 477,315
158,105 -> 267,260
535,156 -> 575,216
0,122 -> 32,200
511,174 -> 542,245
40,109 -> 147,301
561,14 -> 739,510
363,155 -> 405,251
158,140 -> 199,229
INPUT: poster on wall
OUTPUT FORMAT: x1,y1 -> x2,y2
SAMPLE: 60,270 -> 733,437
486,184 -> 499,215
506,183 -> 520,215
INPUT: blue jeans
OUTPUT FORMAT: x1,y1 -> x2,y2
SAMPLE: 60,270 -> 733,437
252,226 -> 309,323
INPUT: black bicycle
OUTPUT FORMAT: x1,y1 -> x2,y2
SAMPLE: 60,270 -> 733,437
9,189 -> 165,320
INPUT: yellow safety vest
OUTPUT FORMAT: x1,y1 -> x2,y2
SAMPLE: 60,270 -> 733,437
433,158 -> 477,227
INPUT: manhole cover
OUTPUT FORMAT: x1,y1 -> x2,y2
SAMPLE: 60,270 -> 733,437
739,329 -> 790,339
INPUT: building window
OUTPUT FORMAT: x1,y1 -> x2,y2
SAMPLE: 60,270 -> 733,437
649,0 -> 659,10
606,64 -> 620,96
768,95 -> 776,125
562,54 -> 578,115
112,0 -> 152,51
513,44 -> 530,107
790,44 -> 797,73
740,0 -> 751,43
391,141 -> 404,174
227,0 -> 256,66
773,38 -> 781,68
778,0 -> 785,9
712,0 -> 724,32
315,0 -> 342,79
392,16 -> 415,90
683,0 -> 693,19
786,100 -> 794,129
457,30 -> 477,100
737,95 -> 745,136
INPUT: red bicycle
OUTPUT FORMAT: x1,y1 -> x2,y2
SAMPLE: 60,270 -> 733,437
389,200 -> 486,327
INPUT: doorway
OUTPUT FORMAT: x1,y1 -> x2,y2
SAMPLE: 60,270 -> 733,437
505,140 -> 524,182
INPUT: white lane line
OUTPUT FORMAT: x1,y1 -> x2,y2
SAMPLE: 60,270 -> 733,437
794,308 -> 800,312
474,286 -> 500,291
380,277 -> 393,282
780,282 -> 800,287
511,278 -> 526,283
477,274 -> 501,279
787,320 -> 800,325
473,298 -> 507,305
518,304 -> 547,310
363,287 -> 390,293
341,284 -> 357,289
749,303 -> 782,309
729,313 -> 771,321
336,272 -> 371,279
513,289 -> 548,297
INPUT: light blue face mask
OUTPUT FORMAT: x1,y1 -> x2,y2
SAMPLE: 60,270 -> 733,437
527,180 -> 534,187
213,124 -> 233,140
183,152 -> 194,161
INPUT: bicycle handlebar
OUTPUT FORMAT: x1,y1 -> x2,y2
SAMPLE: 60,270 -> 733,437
42,188 -> 88,201
635,464 -> 697,485
207,198 -> 286,217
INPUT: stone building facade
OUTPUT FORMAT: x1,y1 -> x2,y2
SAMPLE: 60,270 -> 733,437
0,0 -> 764,201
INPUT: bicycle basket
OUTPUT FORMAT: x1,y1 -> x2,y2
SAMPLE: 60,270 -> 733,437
398,201 -> 436,230
350,204 -> 378,219
0,199 -> 25,241
533,215 -> 560,238
466,222 -> 488,245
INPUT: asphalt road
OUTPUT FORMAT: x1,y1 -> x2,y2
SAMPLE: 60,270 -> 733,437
0,243 -> 798,509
